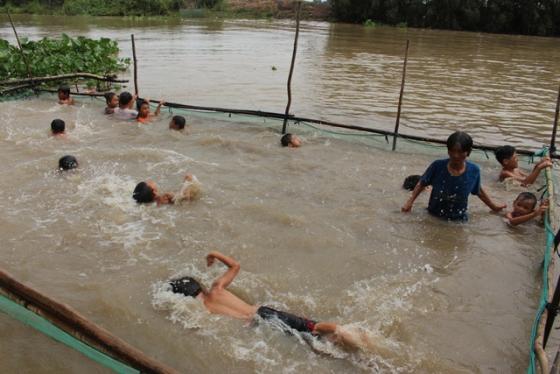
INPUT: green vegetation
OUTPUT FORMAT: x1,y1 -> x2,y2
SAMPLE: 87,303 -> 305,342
363,19 -> 375,27
331,0 -> 560,36
0,34 -> 130,80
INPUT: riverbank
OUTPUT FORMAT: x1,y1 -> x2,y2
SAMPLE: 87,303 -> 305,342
0,0 -> 331,20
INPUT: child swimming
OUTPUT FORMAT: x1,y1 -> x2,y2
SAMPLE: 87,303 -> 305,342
136,99 -> 164,123
58,155 -> 78,171
57,85 -> 74,105
50,119 -> 66,137
113,92 -> 138,120
281,133 -> 302,147
169,115 -> 186,131
505,192 -> 548,226
495,145 -> 552,185
402,131 -> 506,221
133,173 -> 201,205
104,92 -> 119,115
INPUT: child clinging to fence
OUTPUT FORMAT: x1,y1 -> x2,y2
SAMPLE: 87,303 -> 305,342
505,192 -> 548,226
136,99 -> 164,124
495,145 -> 552,186
402,131 -> 506,221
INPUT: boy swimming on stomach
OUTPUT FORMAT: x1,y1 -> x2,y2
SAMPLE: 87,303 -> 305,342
168,251 -> 377,351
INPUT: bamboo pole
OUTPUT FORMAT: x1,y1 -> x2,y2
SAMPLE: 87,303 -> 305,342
550,83 -> 560,154
6,10 -> 34,83
392,39 -> 410,151
0,73 -> 128,86
0,269 -> 178,374
131,34 -> 139,96
281,1 -> 302,135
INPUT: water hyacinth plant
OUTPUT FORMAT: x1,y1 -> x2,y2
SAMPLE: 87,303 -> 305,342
0,34 -> 130,80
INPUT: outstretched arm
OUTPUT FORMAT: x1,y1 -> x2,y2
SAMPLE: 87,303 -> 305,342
207,251 -> 240,290
522,158 -> 552,186
402,182 -> 427,212
154,100 -> 164,116
477,186 -> 506,212
506,200 -> 548,226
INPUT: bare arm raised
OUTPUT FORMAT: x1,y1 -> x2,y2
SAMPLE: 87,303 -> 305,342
207,251 -> 241,290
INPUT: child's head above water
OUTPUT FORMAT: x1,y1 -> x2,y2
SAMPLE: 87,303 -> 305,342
104,92 -> 119,108
51,119 -> 65,135
118,92 -> 134,108
512,192 -> 537,216
281,133 -> 301,147
169,115 -> 186,130
169,276 -> 203,298
495,145 -> 517,167
133,181 -> 157,203
57,85 -> 71,101
58,155 -> 78,171
137,100 -> 150,119
403,175 -> 421,191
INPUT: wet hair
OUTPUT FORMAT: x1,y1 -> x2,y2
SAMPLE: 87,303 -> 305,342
51,119 -> 65,134
169,276 -> 202,298
171,115 -> 186,130
136,98 -> 148,112
281,133 -> 293,147
403,175 -> 421,191
57,85 -> 70,97
446,131 -> 473,155
132,181 -> 155,203
515,192 -> 537,209
104,92 -> 116,104
495,145 -> 516,165
58,155 -> 78,170
119,91 -> 133,107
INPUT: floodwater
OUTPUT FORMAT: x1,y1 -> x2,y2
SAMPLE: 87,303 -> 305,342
0,15 -> 559,373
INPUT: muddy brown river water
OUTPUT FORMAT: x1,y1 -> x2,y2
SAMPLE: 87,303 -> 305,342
1,15 -> 559,373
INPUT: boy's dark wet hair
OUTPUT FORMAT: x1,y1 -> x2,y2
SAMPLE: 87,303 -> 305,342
57,85 -> 70,97
281,133 -> 293,147
516,192 -> 537,209
169,276 -> 203,298
133,182 -> 155,203
51,119 -> 65,134
403,175 -> 421,191
446,131 -> 473,155
104,92 -> 116,104
136,98 -> 148,112
171,115 -> 186,130
495,145 -> 516,165
119,91 -> 134,107
58,155 -> 78,170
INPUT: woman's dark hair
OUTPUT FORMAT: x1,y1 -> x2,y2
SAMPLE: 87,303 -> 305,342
495,145 -> 516,165
133,182 -> 155,203
403,175 -> 421,191
172,115 -> 186,129
119,91 -> 133,106
281,133 -> 293,147
104,92 -> 116,104
57,85 -> 70,96
58,155 -> 78,170
516,192 -> 537,209
169,276 -> 202,298
446,131 -> 473,155
51,119 -> 65,134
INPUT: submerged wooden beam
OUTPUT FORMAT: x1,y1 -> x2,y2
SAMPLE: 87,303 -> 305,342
0,269 -> 178,374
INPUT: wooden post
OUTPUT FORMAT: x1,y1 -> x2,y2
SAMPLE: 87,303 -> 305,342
550,83 -> 560,154
281,1 -> 302,134
392,39 -> 410,151
7,10 -> 34,84
131,34 -> 139,96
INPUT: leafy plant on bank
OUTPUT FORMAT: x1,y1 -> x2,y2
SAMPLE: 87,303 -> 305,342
0,34 -> 130,80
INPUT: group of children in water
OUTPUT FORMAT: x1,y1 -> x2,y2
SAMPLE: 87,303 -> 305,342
49,85 -> 554,354
402,131 -> 553,226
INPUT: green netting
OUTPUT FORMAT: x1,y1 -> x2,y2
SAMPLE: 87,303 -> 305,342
527,148 -> 557,374
0,294 -> 139,374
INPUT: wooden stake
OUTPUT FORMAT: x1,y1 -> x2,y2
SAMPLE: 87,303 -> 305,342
131,34 -> 139,96
550,83 -> 560,154
392,39 -> 410,151
282,1 -> 302,134
6,10 -> 34,85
